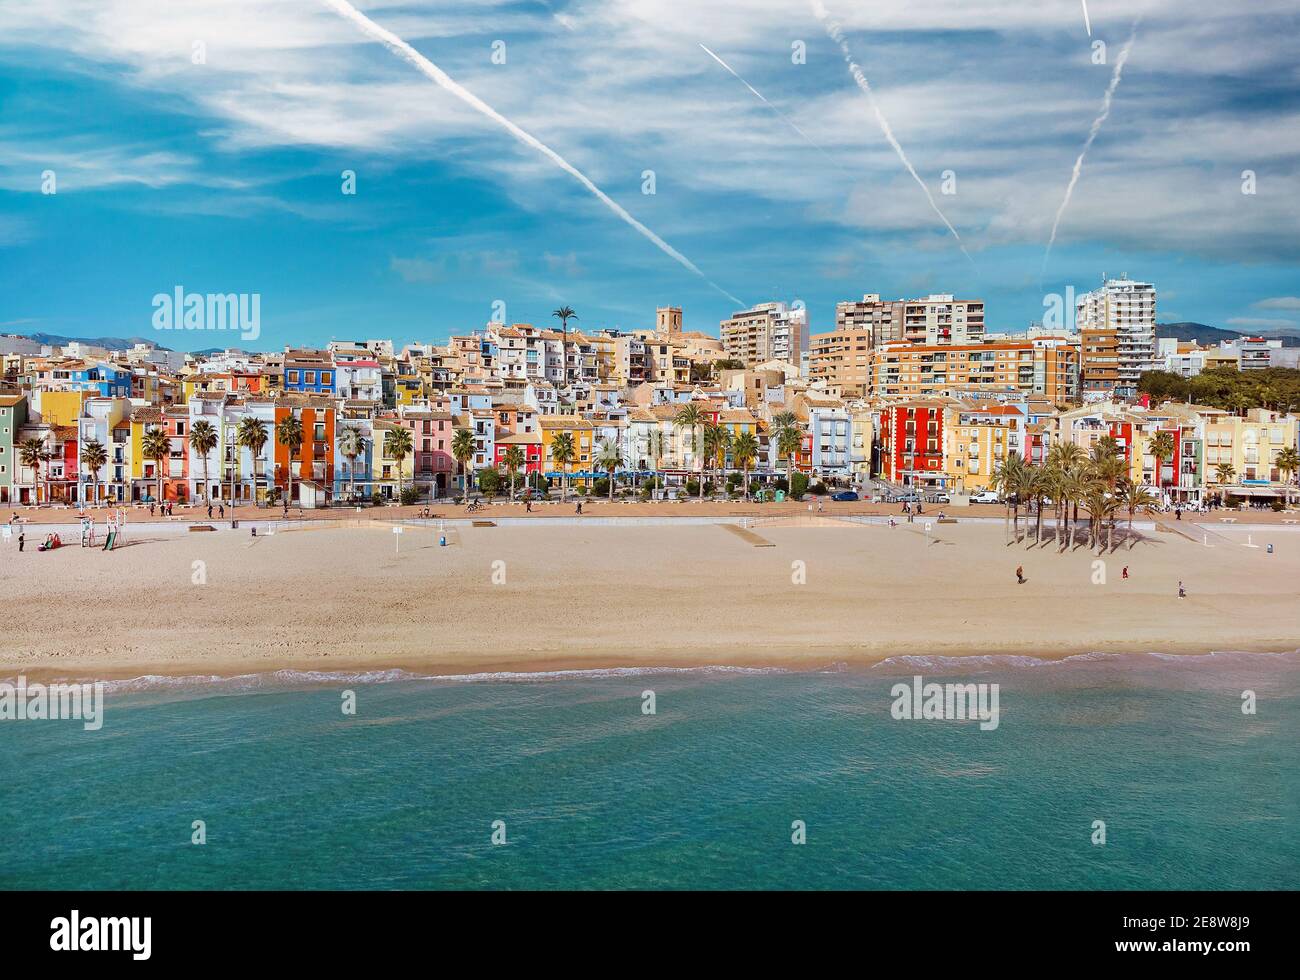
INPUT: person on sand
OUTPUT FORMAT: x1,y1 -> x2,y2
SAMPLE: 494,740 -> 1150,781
525,499 -> 532,513
1015,565 -> 1025,585
1122,566 -> 1129,580
18,529 -> 24,552
575,500 -> 583,515
218,503 -> 225,519
149,501 -> 156,516
207,503 -> 213,519
1175,507 -> 1182,520
1178,581 -> 1186,598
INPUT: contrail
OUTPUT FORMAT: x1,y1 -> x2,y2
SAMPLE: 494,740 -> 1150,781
320,0 -> 744,306
810,1 -> 973,264
1081,1 -> 1092,37
1042,24 -> 1138,278
698,43 -> 830,156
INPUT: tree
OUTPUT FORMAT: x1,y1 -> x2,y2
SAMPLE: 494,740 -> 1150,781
1121,481 -> 1155,549
18,438 -> 45,504
595,438 -> 624,500
991,452 -> 1026,542
384,426 -> 414,500
732,431 -> 759,500
1275,445 -> 1299,507
79,438 -> 108,505
236,416 -> 270,505
503,444 -> 525,499
702,420 -> 732,500
1147,431 -> 1175,493
552,306 -> 577,386
142,426 -> 169,504
188,419 -> 218,505
551,431 -> 576,502
338,425 -> 367,500
1214,462 -> 1236,487
452,428 -> 476,496
276,413 -> 303,507
673,403 -> 707,499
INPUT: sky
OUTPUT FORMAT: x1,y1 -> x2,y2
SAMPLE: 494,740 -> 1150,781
0,0 -> 1298,351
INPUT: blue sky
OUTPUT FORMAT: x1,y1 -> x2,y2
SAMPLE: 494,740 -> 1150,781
1,0 -> 1298,351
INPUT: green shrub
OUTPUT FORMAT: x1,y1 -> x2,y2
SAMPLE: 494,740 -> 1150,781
684,479 -> 700,497
593,477 -> 610,497
790,472 -> 810,500
399,486 -> 421,506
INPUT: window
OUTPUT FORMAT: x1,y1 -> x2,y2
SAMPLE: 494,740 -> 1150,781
287,370 -> 299,384
305,371 -> 316,384
321,372 -> 332,385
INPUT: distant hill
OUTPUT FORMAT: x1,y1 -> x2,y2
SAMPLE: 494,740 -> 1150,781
9,332 -> 172,352
1157,322 -> 1300,348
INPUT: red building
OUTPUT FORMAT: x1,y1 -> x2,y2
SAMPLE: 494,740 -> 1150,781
880,400 -> 947,488
494,432 -> 544,476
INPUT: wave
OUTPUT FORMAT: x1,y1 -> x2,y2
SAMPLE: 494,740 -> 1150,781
870,649 -> 1300,674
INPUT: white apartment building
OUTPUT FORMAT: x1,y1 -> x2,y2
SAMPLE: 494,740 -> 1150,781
1076,277 -> 1157,399
720,301 -> 808,367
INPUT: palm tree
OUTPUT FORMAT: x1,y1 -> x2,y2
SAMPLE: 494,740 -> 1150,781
452,427 -> 476,497
1083,483 -> 1113,553
338,425 -> 367,500
1214,462 -> 1236,487
276,413 -> 303,507
552,306 -> 577,386
236,417 -> 269,505
551,431 -> 576,502
1057,465 -> 1091,551
1275,445 -> 1299,507
1024,466 -> 1050,544
673,403 -> 707,499
142,426 -> 169,505
503,444 -> 525,499
1147,430 -> 1175,496
189,419 -> 218,505
384,426 -> 414,500
702,420 -> 732,499
79,438 -> 108,506
1045,442 -> 1086,546
18,437 -> 45,504
1121,481 -> 1155,549
595,438 -> 624,500
991,453 -> 1026,542
732,431 -> 759,499
770,410 -> 799,484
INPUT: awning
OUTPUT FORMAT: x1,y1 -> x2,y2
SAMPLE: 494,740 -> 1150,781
1224,485 -> 1286,497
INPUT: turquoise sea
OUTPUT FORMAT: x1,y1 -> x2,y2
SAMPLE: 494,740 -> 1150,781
1,651 -> 1296,890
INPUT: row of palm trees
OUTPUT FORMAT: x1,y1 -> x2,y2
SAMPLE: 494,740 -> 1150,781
989,436 -> 1163,553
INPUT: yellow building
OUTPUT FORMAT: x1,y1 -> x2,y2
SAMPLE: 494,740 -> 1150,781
1203,408 -> 1299,499
539,415 -> 594,482
39,390 -> 91,428
372,420 -> 415,499
942,404 -> 1026,494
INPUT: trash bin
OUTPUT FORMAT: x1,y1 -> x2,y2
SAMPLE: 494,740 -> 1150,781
775,490 -> 786,503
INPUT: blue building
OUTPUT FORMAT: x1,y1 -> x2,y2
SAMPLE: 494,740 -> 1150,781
283,351 -> 335,394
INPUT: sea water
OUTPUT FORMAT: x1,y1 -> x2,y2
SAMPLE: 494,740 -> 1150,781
1,651 -> 1295,889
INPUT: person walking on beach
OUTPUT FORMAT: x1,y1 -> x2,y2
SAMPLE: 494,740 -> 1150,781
1122,566 -> 1129,580
149,501 -> 155,516
1175,507 -> 1182,520
1178,581 -> 1186,598
1015,564 -> 1025,585
525,499 -> 532,513
207,503 -> 213,519
575,500 -> 583,515
18,529 -> 24,552
218,502 -> 225,519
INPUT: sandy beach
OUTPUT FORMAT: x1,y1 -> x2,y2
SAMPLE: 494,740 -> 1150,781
3,518 -> 1298,681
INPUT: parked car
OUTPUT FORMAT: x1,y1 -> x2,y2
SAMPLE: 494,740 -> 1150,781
927,492 -> 951,504
970,490 -> 1001,504
892,492 -> 922,503
831,490 -> 859,502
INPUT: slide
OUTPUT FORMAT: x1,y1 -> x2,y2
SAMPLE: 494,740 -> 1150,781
103,531 -> 116,551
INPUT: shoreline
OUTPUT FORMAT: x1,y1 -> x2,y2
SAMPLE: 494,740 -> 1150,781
13,642 -> 1300,688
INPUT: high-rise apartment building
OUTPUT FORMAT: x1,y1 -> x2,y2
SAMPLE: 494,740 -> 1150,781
902,295 -> 985,345
1076,277 -> 1157,400
868,340 -> 1078,403
719,302 -> 807,367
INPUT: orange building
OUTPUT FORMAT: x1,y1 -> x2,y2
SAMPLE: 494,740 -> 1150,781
274,397 -> 335,503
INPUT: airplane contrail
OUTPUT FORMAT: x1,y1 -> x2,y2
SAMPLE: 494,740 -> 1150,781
1081,1 -> 1092,37
698,43 -> 830,156
320,0 -> 744,306
1042,24 -> 1138,278
810,1 -> 973,264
